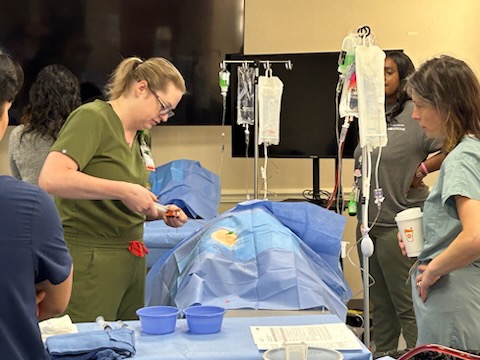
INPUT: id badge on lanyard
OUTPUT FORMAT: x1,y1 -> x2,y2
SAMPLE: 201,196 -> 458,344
140,136 -> 156,171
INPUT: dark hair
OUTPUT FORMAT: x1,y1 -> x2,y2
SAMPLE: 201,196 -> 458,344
407,55 -> 480,152
0,54 -> 24,112
20,64 -> 81,141
385,50 -> 415,120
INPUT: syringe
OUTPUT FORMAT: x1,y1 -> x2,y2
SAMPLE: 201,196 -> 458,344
116,320 -> 132,330
116,320 -> 139,339
96,316 -> 112,331
154,203 -> 175,217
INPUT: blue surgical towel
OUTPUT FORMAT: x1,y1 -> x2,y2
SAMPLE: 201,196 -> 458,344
149,159 -> 220,219
46,328 -> 135,359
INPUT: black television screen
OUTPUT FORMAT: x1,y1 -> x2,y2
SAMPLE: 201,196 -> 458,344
228,52 -> 359,159
1,0 -> 244,125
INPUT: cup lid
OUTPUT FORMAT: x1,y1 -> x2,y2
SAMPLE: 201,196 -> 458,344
396,207 -> 422,219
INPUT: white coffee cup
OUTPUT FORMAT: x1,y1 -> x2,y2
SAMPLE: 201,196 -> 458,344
395,207 -> 424,257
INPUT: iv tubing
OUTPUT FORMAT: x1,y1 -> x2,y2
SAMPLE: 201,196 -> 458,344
244,125 -> 251,200
219,94 -> 227,178
361,144 -> 373,348
262,143 -> 268,199
397,344 -> 480,360
325,141 -> 344,210
326,116 -> 351,209
253,63 -> 260,199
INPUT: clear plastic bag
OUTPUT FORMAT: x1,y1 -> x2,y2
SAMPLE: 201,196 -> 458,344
258,75 -> 284,145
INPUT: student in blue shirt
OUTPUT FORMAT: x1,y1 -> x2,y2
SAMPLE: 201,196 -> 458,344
0,53 -> 73,360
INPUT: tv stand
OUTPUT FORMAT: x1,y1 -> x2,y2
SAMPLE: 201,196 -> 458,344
304,156 -> 327,207
311,156 -> 321,201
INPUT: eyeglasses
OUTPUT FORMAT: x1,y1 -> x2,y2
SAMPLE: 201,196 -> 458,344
148,86 -> 175,118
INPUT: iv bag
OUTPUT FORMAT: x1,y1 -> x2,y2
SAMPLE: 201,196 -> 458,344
338,34 -> 357,74
258,75 -> 284,146
237,66 -> 255,126
338,64 -> 358,118
356,45 -> 387,148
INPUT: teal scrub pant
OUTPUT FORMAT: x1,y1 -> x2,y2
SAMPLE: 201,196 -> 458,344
412,262 -> 480,349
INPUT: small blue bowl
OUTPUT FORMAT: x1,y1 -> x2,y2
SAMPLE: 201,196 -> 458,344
136,306 -> 180,334
183,305 -> 226,334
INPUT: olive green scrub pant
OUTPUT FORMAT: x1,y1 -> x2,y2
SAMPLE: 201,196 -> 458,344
65,238 -> 146,323
357,224 -> 417,352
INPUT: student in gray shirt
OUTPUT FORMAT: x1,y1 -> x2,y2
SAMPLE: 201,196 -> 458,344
8,64 -> 80,185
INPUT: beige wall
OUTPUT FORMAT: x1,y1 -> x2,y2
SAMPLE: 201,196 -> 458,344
1,0 -> 478,299
245,0 -> 480,70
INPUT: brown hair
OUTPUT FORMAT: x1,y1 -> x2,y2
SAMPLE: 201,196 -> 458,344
105,57 -> 186,100
407,55 -> 480,152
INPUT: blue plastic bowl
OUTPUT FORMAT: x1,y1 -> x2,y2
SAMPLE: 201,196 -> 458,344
183,305 -> 226,334
136,306 -> 180,334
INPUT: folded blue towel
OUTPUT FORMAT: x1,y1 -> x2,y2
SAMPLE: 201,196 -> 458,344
46,328 -> 135,359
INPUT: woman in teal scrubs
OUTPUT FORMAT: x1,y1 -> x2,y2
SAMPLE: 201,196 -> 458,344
402,55 -> 480,350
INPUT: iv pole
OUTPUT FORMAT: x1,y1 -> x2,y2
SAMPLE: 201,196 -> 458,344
337,25 -> 385,349
220,59 -> 293,199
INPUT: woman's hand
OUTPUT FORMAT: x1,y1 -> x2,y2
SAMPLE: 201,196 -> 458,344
36,290 -> 46,319
161,204 -> 188,228
410,165 -> 427,189
410,175 -> 426,189
397,231 -> 408,256
120,183 -> 159,213
415,263 -> 441,302
410,161 -> 431,189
